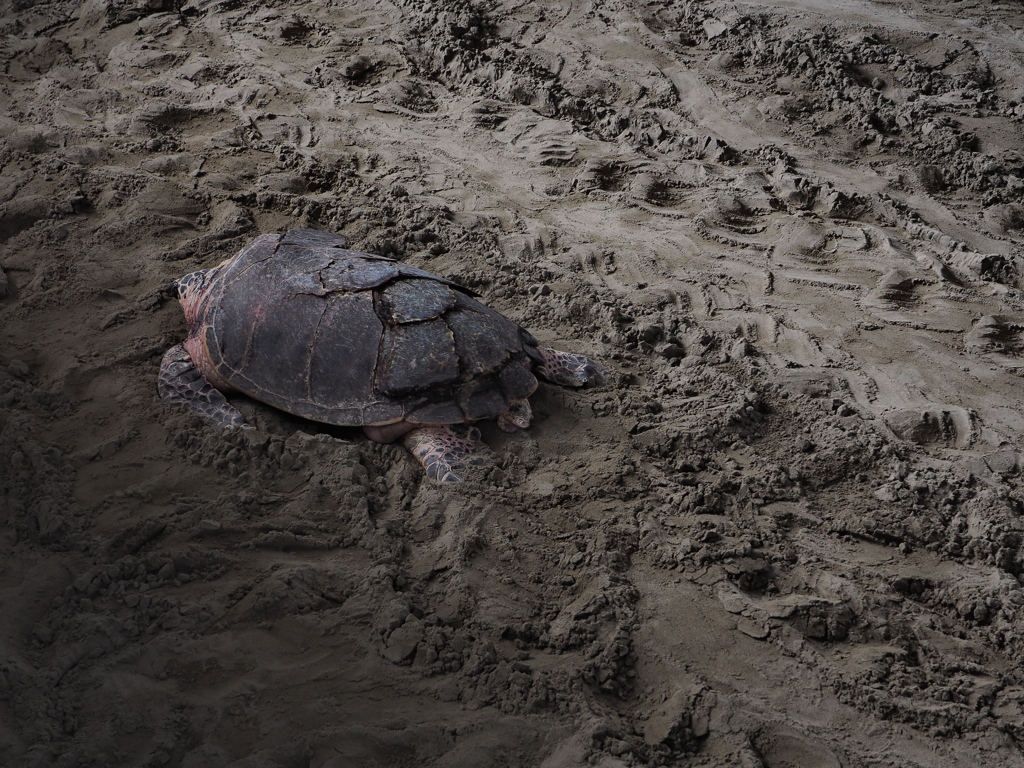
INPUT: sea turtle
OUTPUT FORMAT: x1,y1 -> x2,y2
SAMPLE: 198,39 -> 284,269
159,228 -> 605,482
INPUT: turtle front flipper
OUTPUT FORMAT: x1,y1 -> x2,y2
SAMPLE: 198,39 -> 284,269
535,346 -> 607,388
402,424 -> 488,482
158,344 -> 249,429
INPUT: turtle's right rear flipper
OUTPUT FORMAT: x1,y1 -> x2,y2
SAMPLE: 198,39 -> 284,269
158,344 -> 249,429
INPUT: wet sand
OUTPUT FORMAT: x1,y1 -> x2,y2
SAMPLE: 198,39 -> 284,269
3,0 -> 1024,765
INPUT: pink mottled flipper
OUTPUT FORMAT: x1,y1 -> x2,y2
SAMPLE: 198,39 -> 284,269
402,424 -> 488,483
535,346 -> 607,388
158,344 -> 249,429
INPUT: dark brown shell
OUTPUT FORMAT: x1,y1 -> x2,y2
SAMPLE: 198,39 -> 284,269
193,228 -> 542,426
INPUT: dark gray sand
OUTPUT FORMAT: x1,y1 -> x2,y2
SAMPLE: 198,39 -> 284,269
4,1 -> 1024,765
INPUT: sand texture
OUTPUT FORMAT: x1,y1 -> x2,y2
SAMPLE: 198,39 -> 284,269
4,0 -> 1024,765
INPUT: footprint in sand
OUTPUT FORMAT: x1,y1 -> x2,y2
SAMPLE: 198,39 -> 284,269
884,407 -> 977,449
573,158 -> 629,193
966,315 -> 1024,372
694,194 -> 772,250
860,268 -> 968,331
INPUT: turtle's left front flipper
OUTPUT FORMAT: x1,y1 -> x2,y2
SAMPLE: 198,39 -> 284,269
158,344 -> 249,429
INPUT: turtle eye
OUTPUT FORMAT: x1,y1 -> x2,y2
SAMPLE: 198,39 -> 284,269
175,271 -> 210,305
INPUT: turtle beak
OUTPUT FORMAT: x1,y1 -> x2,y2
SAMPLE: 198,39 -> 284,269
172,279 -> 181,299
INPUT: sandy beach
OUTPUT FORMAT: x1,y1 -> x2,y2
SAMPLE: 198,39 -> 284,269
3,0 -> 1024,765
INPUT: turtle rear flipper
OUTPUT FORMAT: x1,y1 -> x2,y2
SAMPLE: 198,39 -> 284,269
535,346 -> 607,388
402,424 -> 488,483
159,344 -> 249,429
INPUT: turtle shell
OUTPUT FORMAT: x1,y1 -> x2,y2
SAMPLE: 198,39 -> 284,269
193,228 -> 543,426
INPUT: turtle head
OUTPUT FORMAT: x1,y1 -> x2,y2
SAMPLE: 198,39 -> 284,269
173,269 -> 212,325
